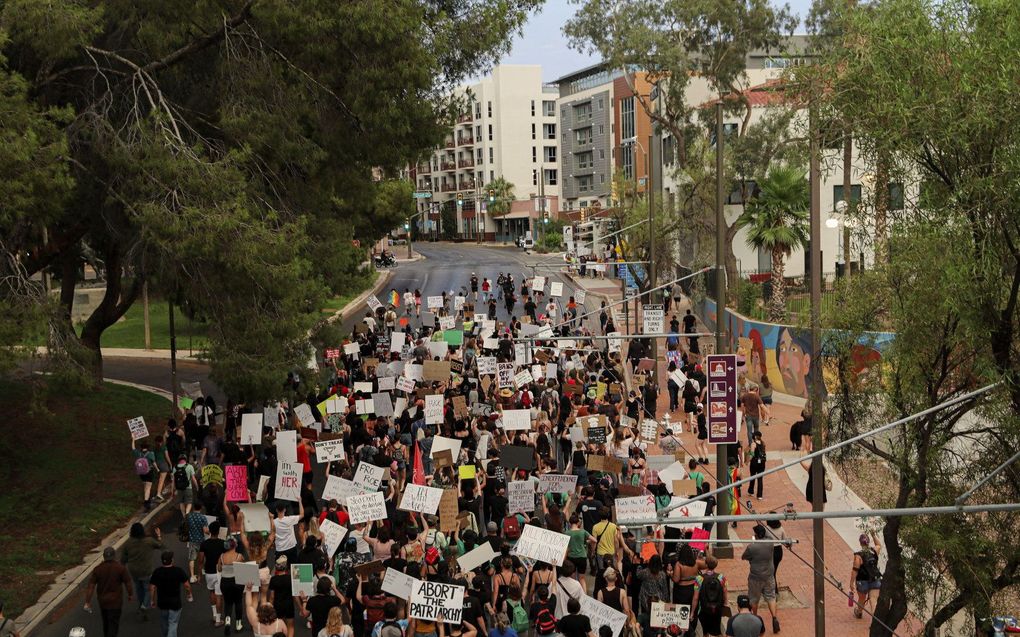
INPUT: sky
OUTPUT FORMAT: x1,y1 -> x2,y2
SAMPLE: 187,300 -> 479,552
500,0 -> 815,82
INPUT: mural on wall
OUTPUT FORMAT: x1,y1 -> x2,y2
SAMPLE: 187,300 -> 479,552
700,300 -> 893,400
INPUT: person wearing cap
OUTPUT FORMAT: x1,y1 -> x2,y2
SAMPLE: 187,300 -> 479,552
725,594 -> 764,636
83,547 -> 132,637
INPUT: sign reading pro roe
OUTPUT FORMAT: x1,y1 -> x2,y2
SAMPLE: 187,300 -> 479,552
409,579 -> 465,623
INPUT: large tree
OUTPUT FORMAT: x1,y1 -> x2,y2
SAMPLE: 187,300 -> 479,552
0,0 -> 540,397
811,0 -> 1020,633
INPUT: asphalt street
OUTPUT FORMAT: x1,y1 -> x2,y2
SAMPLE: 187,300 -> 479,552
34,242 -> 612,637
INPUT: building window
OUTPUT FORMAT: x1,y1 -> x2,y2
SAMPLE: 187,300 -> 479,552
598,98 -> 604,110
476,148 -> 483,163
726,180 -> 758,205
888,182 -> 905,210
599,149 -> 605,160
544,146 -> 557,163
662,135 -> 675,166
620,96 -> 635,140
621,143 -> 634,180
490,170 -> 494,181
561,105 -> 568,118
577,175 -> 594,192
600,174 -> 606,184
709,123 -> 739,146
532,146 -> 537,163
489,147 -> 494,163
543,101 -> 556,117
531,100 -> 535,116
477,171 -> 483,183
474,102 -> 481,118
487,101 -> 492,117
543,123 -> 556,139
575,129 -> 593,145
475,125 -> 482,140
532,124 -> 536,140
598,124 -> 604,135
833,184 -> 863,204
573,102 -> 593,121
533,169 -> 538,186
487,124 -> 493,141
544,169 -> 558,186
576,151 -> 594,170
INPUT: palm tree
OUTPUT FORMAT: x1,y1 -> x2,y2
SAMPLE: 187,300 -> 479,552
483,177 -> 515,217
735,165 -> 810,322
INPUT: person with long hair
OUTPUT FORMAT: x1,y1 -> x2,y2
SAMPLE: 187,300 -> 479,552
487,612 -> 518,637
218,538 -> 244,633
243,532 -> 271,604
243,584 -> 288,637
319,606 -> 353,637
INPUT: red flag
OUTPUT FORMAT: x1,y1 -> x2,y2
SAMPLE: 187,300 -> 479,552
412,440 -> 426,486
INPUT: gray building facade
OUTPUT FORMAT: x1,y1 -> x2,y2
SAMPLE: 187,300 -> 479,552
558,88 -> 612,204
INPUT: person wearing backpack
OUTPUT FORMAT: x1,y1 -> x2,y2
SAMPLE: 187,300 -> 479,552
131,438 -> 157,511
504,584 -> 530,636
747,431 -> 767,500
692,556 -> 728,636
850,531 -> 883,619
172,455 -> 197,518
372,601 -> 408,637
528,584 -> 558,637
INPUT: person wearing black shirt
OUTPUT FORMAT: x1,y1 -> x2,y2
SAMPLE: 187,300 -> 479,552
149,551 -> 191,635
267,556 -> 295,631
577,489 -> 600,533
557,598 -> 593,637
196,524 -> 226,626
682,310 -> 697,333
297,577 -> 343,636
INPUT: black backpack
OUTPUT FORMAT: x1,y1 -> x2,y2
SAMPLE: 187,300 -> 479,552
857,549 -> 882,581
752,441 -> 767,463
700,572 -> 724,611
173,465 -> 190,490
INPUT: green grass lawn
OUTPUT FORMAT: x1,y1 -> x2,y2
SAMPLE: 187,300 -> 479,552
97,300 -> 210,350
0,378 -> 171,618
320,272 -> 379,314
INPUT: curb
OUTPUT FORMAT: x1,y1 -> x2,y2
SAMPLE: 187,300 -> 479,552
326,268 -> 395,325
15,382 -> 176,636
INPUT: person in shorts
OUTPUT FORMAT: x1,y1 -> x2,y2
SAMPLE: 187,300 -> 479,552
742,525 -> 779,633
184,501 -> 209,583
851,531 -> 883,619
726,595 -> 765,637
196,521 -> 225,626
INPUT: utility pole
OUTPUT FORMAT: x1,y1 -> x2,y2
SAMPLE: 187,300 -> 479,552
714,102 -> 731,556
647,133 -> 657,368
143,281 -> 152,350
169,301 -> 178,418
842,126 -> 853,280
809,104 -> 827,637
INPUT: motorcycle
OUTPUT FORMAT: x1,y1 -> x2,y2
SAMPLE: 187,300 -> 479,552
374,252 -> 396,268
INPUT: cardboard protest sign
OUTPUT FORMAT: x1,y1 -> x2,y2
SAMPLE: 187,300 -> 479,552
616,483 -> 646,497
427,295 -> 444,309
587,455 -> 623,474
513,368 -> 534,388
396,376 -> 416,393
352,463 -> 385,492
409,579 -> 465,623
274,461 -> 302,502
477,356 -> 497,375
439,315 -> 456,331
377,376 -> 396,392
240,413 -> 262,445
238,503 -> 271,533
532,276 -> 546,292
511,525 -> 570,566
322,475 -> 365,505
615,495 -> 657,521
658,461 -> 688,492
319,519 -> 349,557
225,465 -> 248,501
290,564 -> 316,597
500,409 -> 531,431
344,342 -> 360,357
579,594 -> 628,637
425,394 -> 444,424
382,567 -> 418,599
497,362 -> 515,389
430,436 -> 462,460
127,417 -> 148,441
439,487 -> 459,533
457,540 -> 498,572
452,396 -> 468,419
499,445 -> 536,471
405,363 -> 424,381
424,360 -> 451,382
508,480 -> 535,513
276,430 -> 298,463
434,448 -> 454,468
538,473 -> 578,494
650,602 -> 692,629
355,560 -> 387,578
672,479 -> 698,497
398,483 -> 444,515
347,491 -> 388,524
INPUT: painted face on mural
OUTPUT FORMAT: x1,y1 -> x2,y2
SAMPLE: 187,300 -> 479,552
777,328 -> 811,398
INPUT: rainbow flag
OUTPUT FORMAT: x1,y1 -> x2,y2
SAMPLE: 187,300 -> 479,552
727,466 -> 742,515
389,290 -> 400,307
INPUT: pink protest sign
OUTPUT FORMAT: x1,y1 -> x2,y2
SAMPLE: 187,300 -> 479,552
226,465 -> 249,502
689,528 -> 710,552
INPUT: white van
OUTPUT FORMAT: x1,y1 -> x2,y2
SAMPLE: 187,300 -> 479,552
517,232 -> 534,250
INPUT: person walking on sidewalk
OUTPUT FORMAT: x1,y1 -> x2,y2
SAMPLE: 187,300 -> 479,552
692,555 -> 728,637
121,522 -> 163,617
83,547 -> 133,637
149,551 -> 192,637
850,531 -> 883,619
739,385 -> 763,448
746,431 -> 767,500
741,525 -> 780,633
726,595 -> 765,637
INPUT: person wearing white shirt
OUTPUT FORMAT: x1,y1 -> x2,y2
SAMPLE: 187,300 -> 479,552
268,500 -> 304,564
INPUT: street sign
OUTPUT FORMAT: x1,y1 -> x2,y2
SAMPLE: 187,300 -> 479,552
638,177 -> 648,186
642,304 -> 664,334
413,191 -> 432,199
706,354 -> 738,444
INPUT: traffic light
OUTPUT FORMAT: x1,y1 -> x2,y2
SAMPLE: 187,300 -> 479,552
403,220 -> 410,230
542,211 -> 549,224
488,189 -> 495,203
579,207 -> 587,222
456,192 -> 463,206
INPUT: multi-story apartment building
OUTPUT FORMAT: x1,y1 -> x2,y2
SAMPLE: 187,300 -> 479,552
412,65 -> 560,241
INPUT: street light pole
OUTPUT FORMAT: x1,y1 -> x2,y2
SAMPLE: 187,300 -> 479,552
714,101 -> 731,556
647,133 -> 657,369
169,301 -> 178,418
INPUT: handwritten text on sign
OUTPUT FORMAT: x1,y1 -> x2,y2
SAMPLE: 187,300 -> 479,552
398,483 -> 444,515
511,525 -> 570,567
508,480 -> 535,513
409,580 -> 464,623
225,465 -> 248,501
650,602 -> 692,629
274,461 -> 302,502
538,473 -> 578,494
347,491 -> 388,525
127,417 -> 149,441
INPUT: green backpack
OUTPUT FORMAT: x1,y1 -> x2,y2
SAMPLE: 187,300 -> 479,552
507,599 -> 530,633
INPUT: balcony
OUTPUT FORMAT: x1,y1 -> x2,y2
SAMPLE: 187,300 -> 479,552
458,112 -> 473,124
458,158 -> 474,168
441,183 -> 457,192
440,161 -> 456,171
444,138 -> 455,149
458,136 -> 474,146
417,163 -> 431,174
458,182 -> 475,191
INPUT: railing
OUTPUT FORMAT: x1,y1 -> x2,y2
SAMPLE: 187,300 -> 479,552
458,183 -> 475,191
440,162 -> 456,171
444,139 -> 455,148
441,183 -> 457,192
458,136 -> 474,146
458,159 -> 474,168
417,164 -> 431,174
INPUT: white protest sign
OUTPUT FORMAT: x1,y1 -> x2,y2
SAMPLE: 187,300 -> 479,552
276,430 -> 297,463
274,461 -> 302,502
513,369 -> 534,388
576,289 -> 586,304
353,463 -> 385,492
477,356 -> 497,375
347,491 -> 388,524
640,419 -> 659,441
344,342 -> 360,356
501,409 -> 531,431
234,562 -> 261,590
427,341 -> 449,359
457,541 -> 498,572
514,343 -> 528,367
396,376 -> 416,393
372,392 -> 394,417
579,594 -> 629,637
658,461 -> 688,493
455,295 -> 466,311
325,398 -> 343,414
424,394 -> 444,424
355,398 -> 374,415
405,363 -> 424,381
497,363 -> 515,389
439,315 -> 456,331
318,519 -> 349,557
430,436 -> 462,460
382,567 -> 418,599
508,480 -> 536,513
127,417 -> 148,441
409,580 -> 465,623
549,281 -> 563,297
607,331 -> 622,354
315,438 -> 345,463
240,413 -> 262,445
238,504 -> 271,533
398,483 -> 444,515
390,331 -> 407,353
366,295 -> 383,313
377,376 -> 396,392
354,382 -> 374,395
546,362 -> 558,379
532,276 -> 546,292
511,525 -> 570,566
666,499 -> 708,530
394,396 -> 408,417
322,475 -> 365,505
538,473 -> 578,494
650,602 -> 692,629
427,295 -> 444,309
293,404 -> 316,428
615,495 -> 657,521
